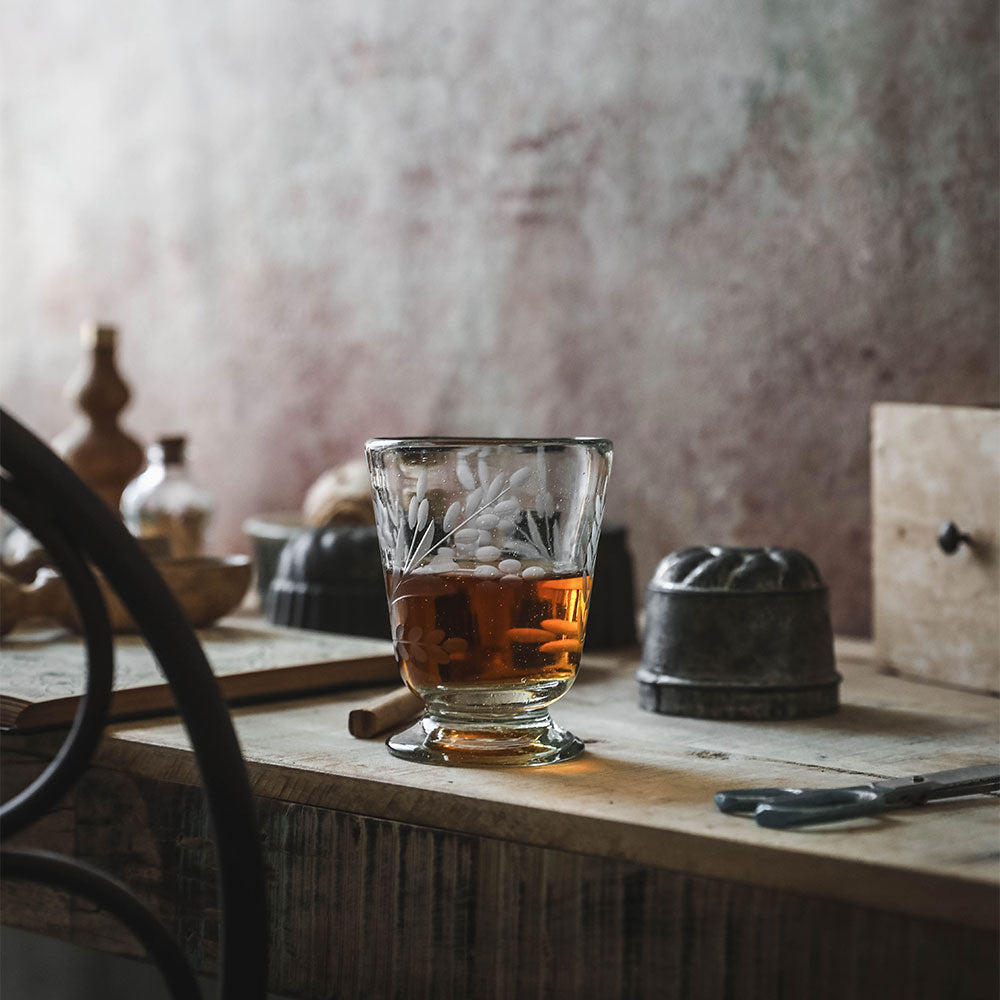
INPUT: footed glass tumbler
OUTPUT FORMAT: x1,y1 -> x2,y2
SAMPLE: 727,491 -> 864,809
366,437 -> 613,766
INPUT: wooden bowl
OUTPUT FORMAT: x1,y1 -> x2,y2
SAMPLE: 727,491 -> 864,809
1,556 -> 252,635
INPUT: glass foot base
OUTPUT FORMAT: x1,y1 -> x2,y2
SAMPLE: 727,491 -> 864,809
387,713 -> 584,767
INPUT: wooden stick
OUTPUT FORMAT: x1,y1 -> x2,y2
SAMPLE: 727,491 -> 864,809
348,687 -> 423,738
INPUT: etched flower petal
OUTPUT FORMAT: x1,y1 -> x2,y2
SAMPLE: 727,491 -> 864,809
539,638 -> 583,654
508,628 -> 555,643
541,618 -> 580,637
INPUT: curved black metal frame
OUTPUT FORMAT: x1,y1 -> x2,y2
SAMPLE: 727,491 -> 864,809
0,408 -> 267,999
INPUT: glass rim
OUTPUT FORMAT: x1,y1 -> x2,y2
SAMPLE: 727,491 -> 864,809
365,436 -> 612,451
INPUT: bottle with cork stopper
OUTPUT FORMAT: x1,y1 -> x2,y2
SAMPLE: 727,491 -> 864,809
121,435 -> 214,558
52,321 -> 145,511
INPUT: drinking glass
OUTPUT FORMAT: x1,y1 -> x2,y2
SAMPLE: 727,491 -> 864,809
366,437 -> 613,766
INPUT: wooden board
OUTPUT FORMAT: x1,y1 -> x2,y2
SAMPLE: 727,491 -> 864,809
3,772 -> 994,1000
3,639 -> 998,998
6,640 -> 997,923
0,618 -> 397,729
872,403 -> 1000,693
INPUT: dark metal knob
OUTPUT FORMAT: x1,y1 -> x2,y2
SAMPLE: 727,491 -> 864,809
938,521 -> 971,555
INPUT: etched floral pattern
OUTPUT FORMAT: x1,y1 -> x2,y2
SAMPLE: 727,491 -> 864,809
368,442 -> 610,667
392,624 -> 468,665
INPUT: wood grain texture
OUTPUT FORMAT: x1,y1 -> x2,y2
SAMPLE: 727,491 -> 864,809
0,618 -> 397,728
2,763 -> 996,1000
247,808 -> 998,1000
2,641 -> 998,997
872,403 -> 1000,693
54,643 -> 994,925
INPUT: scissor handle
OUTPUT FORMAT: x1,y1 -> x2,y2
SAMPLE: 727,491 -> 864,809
714,788 -> 808,814
754,786 -> 885,828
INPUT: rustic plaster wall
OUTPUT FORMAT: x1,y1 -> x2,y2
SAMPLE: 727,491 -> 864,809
1,0 -> 997,635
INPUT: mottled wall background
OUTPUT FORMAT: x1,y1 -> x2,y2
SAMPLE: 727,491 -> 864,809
1,0 -> 997,636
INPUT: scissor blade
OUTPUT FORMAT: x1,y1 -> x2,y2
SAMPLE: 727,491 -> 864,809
875,763 -> 1000,807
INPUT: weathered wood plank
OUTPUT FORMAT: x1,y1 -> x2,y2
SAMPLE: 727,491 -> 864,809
4,646 -> 997,929
872,403 -> 1000,693
2,763 -> 996,1000
2,642 -> 998,996
66,649 -> 1000,926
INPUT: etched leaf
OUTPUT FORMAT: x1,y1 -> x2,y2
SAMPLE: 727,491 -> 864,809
485,472 -> 507,503
503,539 -> 542,559
393,527 -> 409,567
378,522 -> 394,551
416,469 -> 428,504
510,465 -> 533,489
526,513 -> 547,555
411,522 -> 436,566
407,495 -> 419,529
417,498 -> 429,531
456,456 -> 476,490
465,486 -> 483,512
443,501 -> 463,532
477,455 -> 490,487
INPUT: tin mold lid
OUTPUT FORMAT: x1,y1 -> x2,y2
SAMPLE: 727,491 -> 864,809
650,545 -> 825,593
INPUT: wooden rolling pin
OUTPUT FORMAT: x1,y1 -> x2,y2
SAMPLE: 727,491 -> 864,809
0,556 -> 251,635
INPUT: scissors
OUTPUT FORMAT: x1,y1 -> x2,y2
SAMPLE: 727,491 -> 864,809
714,763 -> 1000,829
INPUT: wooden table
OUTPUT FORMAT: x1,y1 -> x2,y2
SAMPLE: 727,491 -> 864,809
3,639 -> 998,999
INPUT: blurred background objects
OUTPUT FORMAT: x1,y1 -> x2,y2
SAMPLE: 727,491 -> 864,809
1,0 -> 996,642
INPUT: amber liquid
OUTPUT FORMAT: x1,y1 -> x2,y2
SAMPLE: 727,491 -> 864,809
387,568 -> 590,716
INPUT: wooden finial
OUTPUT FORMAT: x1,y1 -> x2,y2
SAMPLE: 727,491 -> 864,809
51,322 -> 145,512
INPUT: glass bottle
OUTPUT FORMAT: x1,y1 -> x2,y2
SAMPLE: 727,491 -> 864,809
121,436 -> 214,558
